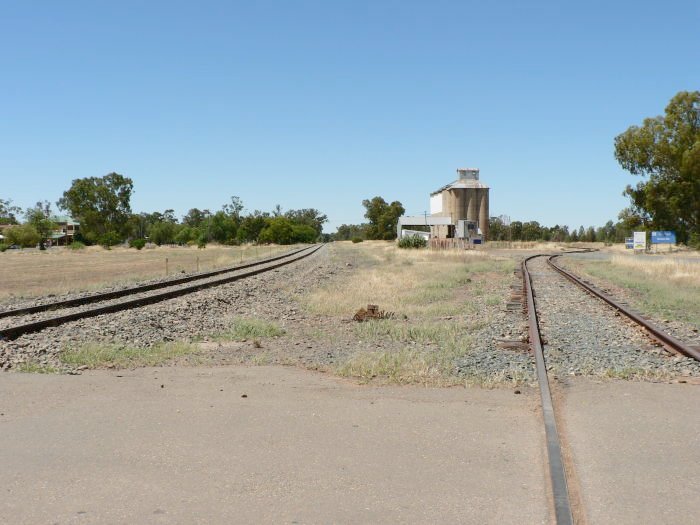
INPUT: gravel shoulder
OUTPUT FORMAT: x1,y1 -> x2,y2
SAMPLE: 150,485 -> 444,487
0,365 -> 549,524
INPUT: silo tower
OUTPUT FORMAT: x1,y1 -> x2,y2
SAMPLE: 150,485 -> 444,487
429,168 -> 489,239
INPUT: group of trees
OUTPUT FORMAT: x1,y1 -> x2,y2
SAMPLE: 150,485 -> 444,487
134,202 -> 326,246
2,174 -> 328,248
1,199 -> 59,248
334,196 -> 405,241
488,218 -> 631,243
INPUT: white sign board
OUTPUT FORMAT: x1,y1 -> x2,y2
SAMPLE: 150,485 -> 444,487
633,231 -> 646,250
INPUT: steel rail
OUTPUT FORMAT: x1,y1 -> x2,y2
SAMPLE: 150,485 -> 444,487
547,254 -> 700,362
0,246 -> 310,319
0,244 -> 323,341
522,254 -> 574,525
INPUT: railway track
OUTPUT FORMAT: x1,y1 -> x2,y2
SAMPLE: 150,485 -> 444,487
0,244 -> 323,341
522,253 -> 574,525
523,251 -> 700,524
547,254 -> 700,361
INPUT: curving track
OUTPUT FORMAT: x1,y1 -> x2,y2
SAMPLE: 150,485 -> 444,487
522,254 -> 574,525
523,251 -> 700,524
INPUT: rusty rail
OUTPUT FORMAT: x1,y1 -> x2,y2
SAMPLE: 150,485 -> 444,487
0,245 -> 311,319
522,254 -> 574,525
547,254 -> 700,362
0,244 -> 323,341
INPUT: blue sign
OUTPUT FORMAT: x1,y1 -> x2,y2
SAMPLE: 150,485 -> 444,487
625,237 -> 634,249
651,231 -> 676,244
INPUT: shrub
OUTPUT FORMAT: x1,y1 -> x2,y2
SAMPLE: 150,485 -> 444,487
68,241 -> 86,250
148,221 -> 177,245
129,238 -> 146,250
3,224 -> 41,247
258,217 -> 294,244
398,235 -> 428,249
99,231 -> 122,248
175,226 -> 198,245
0,243 -> 8,252
291,224 -> 317,243
351,237 -> 363,243
689,233 -> 700,250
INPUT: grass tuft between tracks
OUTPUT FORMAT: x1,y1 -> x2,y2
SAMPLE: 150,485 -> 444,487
15,361 -> 61,374
212,318 -> 285,341
302,242 -> 519,385
60,341 -> 202,369
341,320 -> 479,385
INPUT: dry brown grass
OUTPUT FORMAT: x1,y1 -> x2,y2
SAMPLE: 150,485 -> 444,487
483,241 -> 604,251
304,241 -> 515,384
608,254 -> 700,286
307,241 -> 511,319
565,253 -> 700,329
0,244 -> 301,302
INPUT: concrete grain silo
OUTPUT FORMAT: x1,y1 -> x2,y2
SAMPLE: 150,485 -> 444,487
428,168 -> 489,240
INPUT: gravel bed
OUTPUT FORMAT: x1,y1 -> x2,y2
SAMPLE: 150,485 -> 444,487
454,274 -> 535,384
0,248 -> 314,331
0,248 -> 333,372
559,253 -> 700,348
528,256 -> 700,380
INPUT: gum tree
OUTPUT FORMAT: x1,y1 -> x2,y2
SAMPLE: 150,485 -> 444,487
614,91 -> 700,244
57,173 -> 134,245
0,198 -> 22,224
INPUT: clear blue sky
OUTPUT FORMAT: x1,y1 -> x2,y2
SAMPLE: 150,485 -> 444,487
1,1 -> 698,232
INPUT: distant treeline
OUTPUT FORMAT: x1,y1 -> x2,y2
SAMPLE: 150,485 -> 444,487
334,216 -> 635,244
487,218 -> 632,243
1,173 -> 327,248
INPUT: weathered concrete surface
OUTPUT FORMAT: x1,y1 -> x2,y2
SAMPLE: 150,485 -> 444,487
560,379 -> 700,524
0,366 -> 548,524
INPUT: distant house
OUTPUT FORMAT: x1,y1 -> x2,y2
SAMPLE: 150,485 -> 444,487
0,224 -> 13,242
49,215 -> 80,246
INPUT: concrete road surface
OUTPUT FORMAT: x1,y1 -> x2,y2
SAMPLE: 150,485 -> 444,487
0,366 -> 549,524
560,379 -> 700,525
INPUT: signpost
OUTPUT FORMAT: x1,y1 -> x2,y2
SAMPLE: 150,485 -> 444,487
633,231 -> 646,252
651,231 -> 676,244
625,237 -> 634,249
651,231 -> 676,252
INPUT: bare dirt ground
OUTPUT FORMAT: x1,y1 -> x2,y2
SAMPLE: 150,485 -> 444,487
0,365 -> 549,525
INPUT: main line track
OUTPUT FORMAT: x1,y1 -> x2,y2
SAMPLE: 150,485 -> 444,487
0,244 -> 323,341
